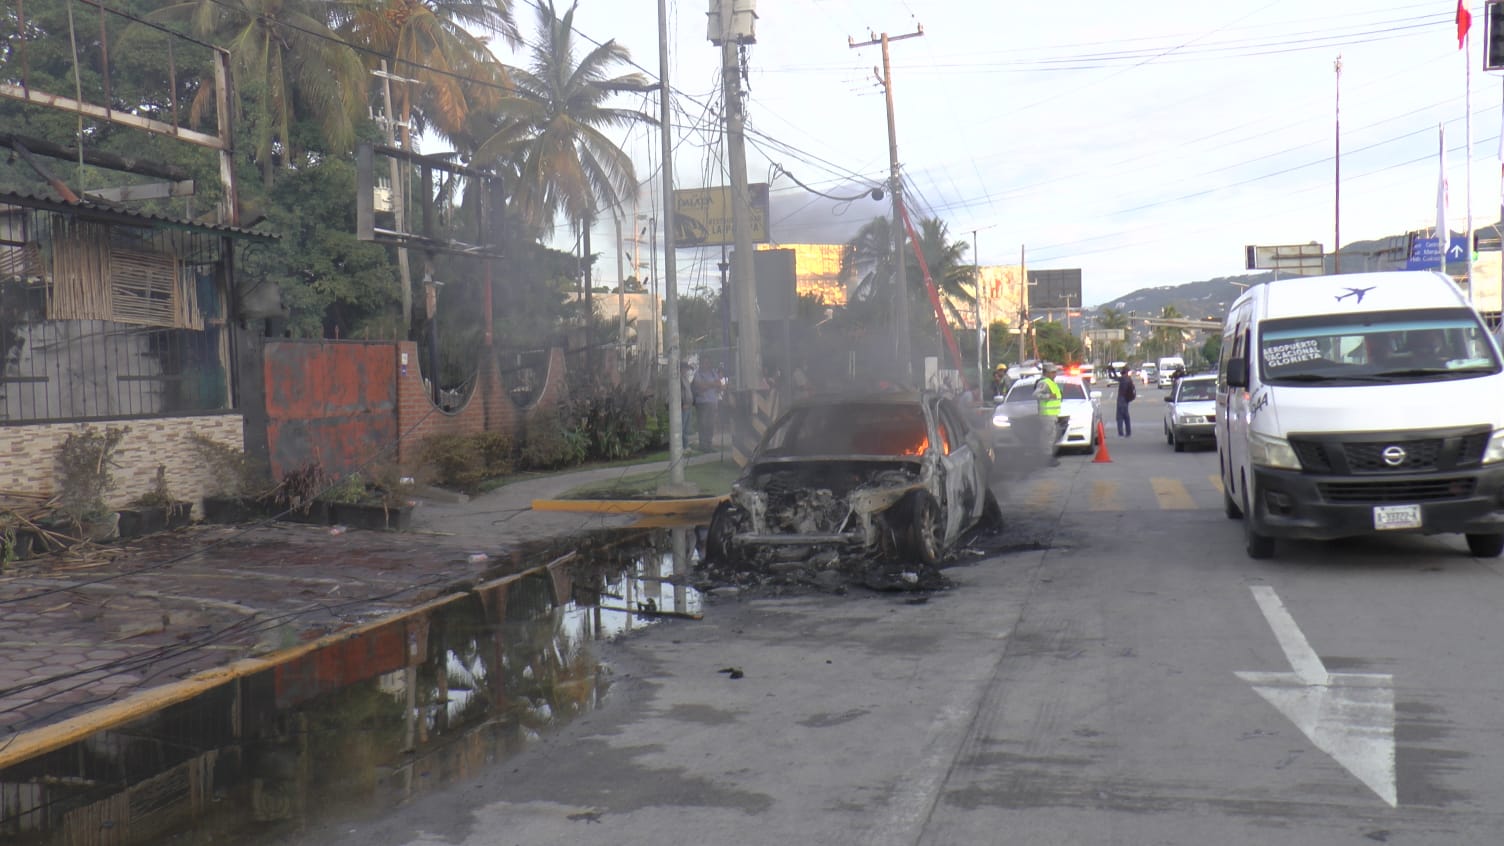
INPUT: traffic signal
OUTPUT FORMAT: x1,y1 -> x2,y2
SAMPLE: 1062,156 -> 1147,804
1487,0 -> 1504,71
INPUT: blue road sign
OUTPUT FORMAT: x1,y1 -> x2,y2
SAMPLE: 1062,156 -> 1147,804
1407,236 -> 1468,270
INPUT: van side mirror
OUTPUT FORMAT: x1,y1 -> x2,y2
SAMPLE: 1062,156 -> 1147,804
1225,356 -> 1248,388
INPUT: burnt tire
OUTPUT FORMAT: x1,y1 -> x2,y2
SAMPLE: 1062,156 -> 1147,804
1466,533 -> 1504,558
980,489 -> 1004,531
903,491 -> 944,567
705,502 -> 744,566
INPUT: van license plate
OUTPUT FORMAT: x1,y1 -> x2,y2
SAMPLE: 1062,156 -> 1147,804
1373,504 -> 1422,530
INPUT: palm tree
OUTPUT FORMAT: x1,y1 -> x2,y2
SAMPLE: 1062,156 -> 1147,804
337,0 -> 519,148
843,216 -> 895,306
1096,306 -> 1131,363
150,0 -> 367,185
905,217 -> 975,331
472,0 -> 647,235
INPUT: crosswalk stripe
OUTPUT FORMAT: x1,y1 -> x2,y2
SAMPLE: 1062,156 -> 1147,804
1088,479 -> 1120,512
1150,477 -> 1196,510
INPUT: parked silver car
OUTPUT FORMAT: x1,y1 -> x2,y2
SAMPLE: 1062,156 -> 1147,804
1163,374 -> 1217,451
706,392 -> 998,567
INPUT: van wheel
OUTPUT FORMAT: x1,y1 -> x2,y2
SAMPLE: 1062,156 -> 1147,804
1223,488 -> 1242,519
1466,533 -> 1504,558
1243,490 -> 1275,559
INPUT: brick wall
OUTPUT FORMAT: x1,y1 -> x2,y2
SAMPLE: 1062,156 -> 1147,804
0,415 -> 244,516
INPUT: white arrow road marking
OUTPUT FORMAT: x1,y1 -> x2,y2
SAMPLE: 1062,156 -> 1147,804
1235,585 -> 1397,807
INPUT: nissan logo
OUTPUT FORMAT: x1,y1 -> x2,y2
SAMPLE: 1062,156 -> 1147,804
1381,445 -> 1407,466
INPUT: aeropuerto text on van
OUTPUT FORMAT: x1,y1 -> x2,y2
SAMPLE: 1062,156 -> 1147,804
1217,270 -> 1504,559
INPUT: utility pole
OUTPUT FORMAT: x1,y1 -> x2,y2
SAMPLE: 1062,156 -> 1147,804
375,61 -> 415,333
1018,244 -> 1030,364
716,0 -> 762,390
1333,54 -> 1342,274
973,229 -> 983,398
659,0 -> 686,487
850,25 -> 923,384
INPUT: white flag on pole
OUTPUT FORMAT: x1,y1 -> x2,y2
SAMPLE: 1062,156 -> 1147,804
1438,122 -> 1449,270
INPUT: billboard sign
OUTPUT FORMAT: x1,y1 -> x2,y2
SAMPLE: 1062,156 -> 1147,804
673,183 -> 770,248
1245,243 -> 1325,276
1027,268 -> 1082,310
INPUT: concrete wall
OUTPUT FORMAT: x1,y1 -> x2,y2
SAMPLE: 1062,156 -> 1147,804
0,414 -> 244,515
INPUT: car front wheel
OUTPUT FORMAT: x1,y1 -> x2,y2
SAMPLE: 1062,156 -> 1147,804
902,491 -> 944,566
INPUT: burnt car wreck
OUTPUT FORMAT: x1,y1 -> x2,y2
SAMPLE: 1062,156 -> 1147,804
706,393 -> 1000,576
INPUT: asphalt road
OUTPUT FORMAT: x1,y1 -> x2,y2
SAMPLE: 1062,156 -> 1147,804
276,392 -> 1504,845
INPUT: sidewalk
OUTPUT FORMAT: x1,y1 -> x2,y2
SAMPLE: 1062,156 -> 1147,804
0,449 -> 736,769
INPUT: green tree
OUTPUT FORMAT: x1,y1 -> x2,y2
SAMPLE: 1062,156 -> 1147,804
904,217 -> 976,330
240,157 -> 398,338
842,217 -> 895,312
150,0 -> 368,185
1034,321 -> 1084,365
1095,307 -> 1131,364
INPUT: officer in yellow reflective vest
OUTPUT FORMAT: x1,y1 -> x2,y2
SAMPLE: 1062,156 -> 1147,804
1033,362 -> 1063,467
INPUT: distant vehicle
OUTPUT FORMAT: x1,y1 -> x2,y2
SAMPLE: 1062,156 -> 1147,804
1140,363 -> 1158,385
1163,374 -> 1216,452
1108,361 -> 1128,379
706,392 -> 998,567
1218,269 -> 1504,560
1074,363 -> 1096,387
1156,355 -> 1185,388
994,375 -> 1102,456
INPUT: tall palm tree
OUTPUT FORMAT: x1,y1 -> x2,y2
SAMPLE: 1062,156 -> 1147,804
472,0 -> 646,235
905,216 -> 975,330
842,216 -> 895,306
150,0 -> 367,184
337,0 -> 519,148
1096,306 -> 1131,363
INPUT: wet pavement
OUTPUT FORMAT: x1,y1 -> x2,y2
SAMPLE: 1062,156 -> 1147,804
0,451 -> 1047,845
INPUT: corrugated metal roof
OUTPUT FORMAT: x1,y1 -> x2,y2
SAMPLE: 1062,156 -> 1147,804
0,188 -> 276,240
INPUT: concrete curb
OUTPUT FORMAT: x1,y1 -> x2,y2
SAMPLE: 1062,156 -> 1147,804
530,496 -> 727,515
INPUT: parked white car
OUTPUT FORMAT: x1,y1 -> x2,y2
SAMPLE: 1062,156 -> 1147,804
994,375 -> 1102,455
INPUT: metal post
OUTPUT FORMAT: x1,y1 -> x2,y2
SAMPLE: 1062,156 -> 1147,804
658,0 -> 685,486
722,21 -> 762,389
850,26 -> 923,384
1334,54 -> 1342,274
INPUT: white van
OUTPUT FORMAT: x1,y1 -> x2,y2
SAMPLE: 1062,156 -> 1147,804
1217,270 -> 1504,559
1156,355 -> 1185,388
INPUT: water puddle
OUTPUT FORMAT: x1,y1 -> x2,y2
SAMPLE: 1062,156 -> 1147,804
0,527 -> 701,845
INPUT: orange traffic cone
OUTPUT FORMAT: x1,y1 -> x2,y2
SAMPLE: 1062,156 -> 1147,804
1093,419 -> 1113,463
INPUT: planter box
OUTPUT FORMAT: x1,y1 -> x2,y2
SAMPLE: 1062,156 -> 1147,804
202,496 -> 262,525
330,502 -> 414,532
277,499 -> 332,526
118,507 -> 167,539
166,501 -> 193,530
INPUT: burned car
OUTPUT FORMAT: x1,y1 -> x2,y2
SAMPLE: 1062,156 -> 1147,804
706,392 -> 999,567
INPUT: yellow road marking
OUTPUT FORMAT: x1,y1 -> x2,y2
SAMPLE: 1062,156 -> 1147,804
1150,477 -> 1197,510
1209,474 -> 1224,494
1088,479 -> 1120,511
1026,478 -> 1061,509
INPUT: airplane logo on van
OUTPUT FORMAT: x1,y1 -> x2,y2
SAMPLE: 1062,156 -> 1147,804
1334,286 -> 1376,304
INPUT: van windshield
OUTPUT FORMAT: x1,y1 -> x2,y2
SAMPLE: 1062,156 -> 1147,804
1258,308 -> 1500,385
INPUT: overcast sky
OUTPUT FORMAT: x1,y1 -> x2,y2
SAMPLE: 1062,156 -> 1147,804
495,0 -> 1498,308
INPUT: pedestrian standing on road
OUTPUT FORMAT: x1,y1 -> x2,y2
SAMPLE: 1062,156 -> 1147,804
1115,368 -> 1137,437
693,363 -> 722,450
679,360 -> 696,450
1033,363 -> 1063,467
